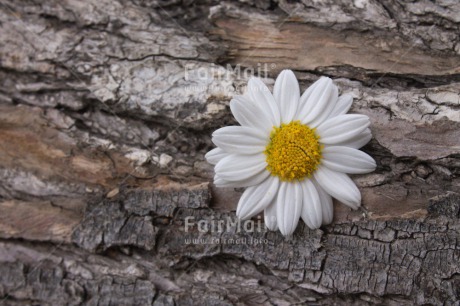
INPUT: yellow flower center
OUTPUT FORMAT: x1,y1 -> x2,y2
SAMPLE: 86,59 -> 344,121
264,121 -> 322,181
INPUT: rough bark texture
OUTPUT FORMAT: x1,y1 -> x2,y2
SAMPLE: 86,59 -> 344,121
0,0 -> 459,305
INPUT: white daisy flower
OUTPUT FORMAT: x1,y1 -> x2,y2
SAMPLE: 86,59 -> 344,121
206,70 -> 376,236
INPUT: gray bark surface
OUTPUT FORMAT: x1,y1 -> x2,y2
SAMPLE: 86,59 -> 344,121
0,0 -> 459,305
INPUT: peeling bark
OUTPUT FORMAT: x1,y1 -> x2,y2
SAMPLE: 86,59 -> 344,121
0,0 -> 459,305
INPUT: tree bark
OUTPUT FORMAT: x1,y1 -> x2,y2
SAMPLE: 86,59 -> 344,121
0,0 -> 459,305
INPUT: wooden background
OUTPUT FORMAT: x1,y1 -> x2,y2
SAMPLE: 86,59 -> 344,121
0,0 -> 459,305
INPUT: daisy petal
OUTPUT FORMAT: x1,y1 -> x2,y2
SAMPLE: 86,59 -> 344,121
328,94 -> 353,119
273,70 -> 300,123
213,175 -> 228,187
297,77 -> 337,127
333,128 -> 372,149
295,77 -> 320,121
294,79 -> 318,122
230,96 -> 272,135
316,114 -> 370,145
247,78 -> 281,127
313,166 -> 361,209
276,181 -> 303,236
308,81 -> 338,128
322,146 -> 377,174
237,176 -> 279,220
214,170 -> 270,188
312,179 -> 333,225
229,97 -> 252,127
300,179 -> 322,229
215,154 -> 267,182
205,148 -> 228,165
264,199 -> 278,231
301,210 -> 314,229
212,126 -> 267,154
